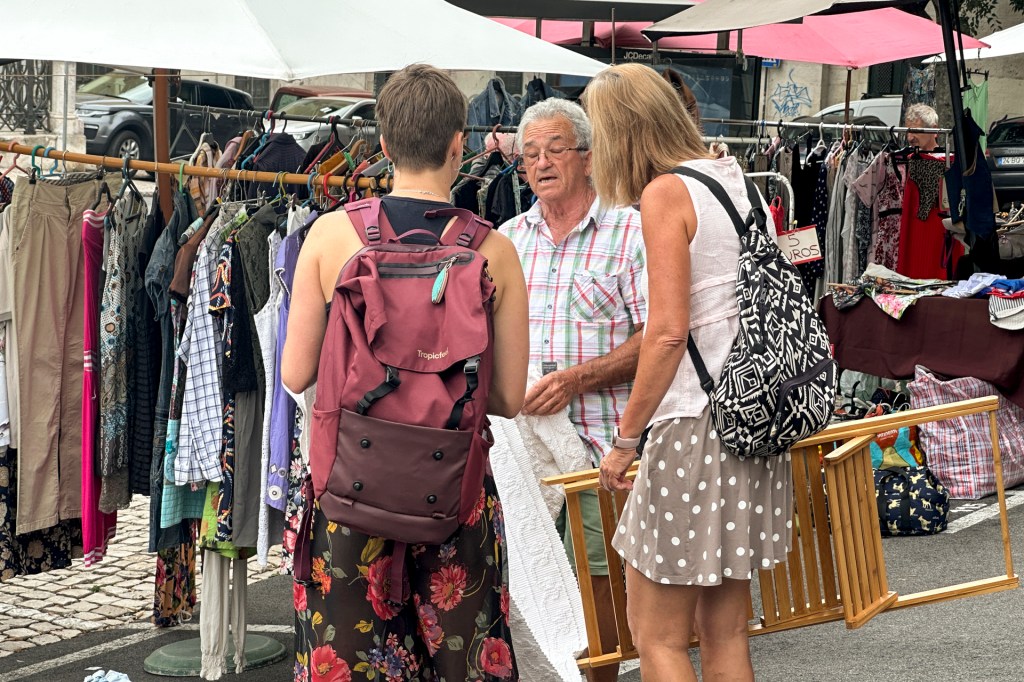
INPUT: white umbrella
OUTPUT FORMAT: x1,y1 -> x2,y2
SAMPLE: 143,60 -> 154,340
925,21 -> 1024,62
0,0 -> 606,78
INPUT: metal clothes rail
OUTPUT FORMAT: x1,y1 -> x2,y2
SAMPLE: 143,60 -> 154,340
699,117 -> 952,136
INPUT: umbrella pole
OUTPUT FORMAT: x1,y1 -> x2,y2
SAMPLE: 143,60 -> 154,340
153,68 -> 173,221
936,0 -> 967,158
844,68 -> 852,125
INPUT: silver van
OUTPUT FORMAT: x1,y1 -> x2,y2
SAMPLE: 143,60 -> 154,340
814,96 -> 903,128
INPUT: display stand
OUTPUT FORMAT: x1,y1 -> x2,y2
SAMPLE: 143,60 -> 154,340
144,636 -> 287,677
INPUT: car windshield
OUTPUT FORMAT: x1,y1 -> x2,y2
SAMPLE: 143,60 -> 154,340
989,122 -> 1024,147
78,73 -> 152,103
279,98 -> 359,118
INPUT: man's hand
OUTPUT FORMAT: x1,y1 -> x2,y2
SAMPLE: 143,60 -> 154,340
521,369 -> 581,416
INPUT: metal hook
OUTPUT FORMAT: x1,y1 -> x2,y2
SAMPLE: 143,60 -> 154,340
61,149 -> 70,174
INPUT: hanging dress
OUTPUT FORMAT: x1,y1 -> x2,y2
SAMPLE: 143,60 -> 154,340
82,207 -> 117,565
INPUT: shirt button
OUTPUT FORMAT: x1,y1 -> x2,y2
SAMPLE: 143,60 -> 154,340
547,304 -> 553,310
551,268 -> 557,273
543,340 -> 549,345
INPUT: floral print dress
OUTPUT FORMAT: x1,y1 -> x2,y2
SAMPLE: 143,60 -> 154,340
294,475 -> 518,681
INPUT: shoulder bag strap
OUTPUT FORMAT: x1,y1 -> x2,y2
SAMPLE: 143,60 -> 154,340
425,207 -> 493,250
665,166 -> 746,396
344,197 -> 400,246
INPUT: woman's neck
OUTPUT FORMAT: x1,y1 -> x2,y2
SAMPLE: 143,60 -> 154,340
389,167 -> 453,202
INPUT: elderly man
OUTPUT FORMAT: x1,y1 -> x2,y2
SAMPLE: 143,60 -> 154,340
905,103 -> 940,152
500,98 -> 646,682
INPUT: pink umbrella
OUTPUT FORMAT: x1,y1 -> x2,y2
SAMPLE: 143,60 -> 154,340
495,8 -> 985,121
495,9 -> 984,67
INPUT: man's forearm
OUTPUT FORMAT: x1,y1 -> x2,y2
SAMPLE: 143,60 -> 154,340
566,325 -> 644,393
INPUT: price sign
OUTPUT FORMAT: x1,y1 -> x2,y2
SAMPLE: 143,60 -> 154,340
779,225 -> 822,265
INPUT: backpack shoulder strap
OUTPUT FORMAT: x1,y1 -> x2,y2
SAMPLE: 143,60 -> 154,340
425,207 -> 493,250
669,166 -> 748,238
344,197 -> 400,246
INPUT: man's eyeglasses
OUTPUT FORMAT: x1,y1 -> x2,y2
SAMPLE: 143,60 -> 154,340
521,146 -> 589,166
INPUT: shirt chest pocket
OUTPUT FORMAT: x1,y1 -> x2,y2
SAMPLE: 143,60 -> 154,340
568,273 -> 621,323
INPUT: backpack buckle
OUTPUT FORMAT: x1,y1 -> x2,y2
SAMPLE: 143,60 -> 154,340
700,378 -> 715,394
384,365 -> 401,387
464,357 -> 480,375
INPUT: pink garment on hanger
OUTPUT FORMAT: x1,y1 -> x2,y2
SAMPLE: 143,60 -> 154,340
82,207 -> 116,566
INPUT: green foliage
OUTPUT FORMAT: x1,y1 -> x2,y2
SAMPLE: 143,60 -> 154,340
955,0 -> 1024,36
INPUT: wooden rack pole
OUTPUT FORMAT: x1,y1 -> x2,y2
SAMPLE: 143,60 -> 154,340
0,141 -> 388,190
153,69 -> 174,221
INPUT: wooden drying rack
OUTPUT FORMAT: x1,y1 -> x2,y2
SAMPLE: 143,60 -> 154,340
0,141 -> 392,191
543,396 -> 1018,669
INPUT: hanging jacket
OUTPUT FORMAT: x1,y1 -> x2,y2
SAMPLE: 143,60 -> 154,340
467,78 -> 521,151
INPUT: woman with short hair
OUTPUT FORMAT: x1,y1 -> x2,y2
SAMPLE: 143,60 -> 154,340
283,63 -> 529,682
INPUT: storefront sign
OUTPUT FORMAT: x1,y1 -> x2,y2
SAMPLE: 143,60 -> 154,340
779,225 -> 822,265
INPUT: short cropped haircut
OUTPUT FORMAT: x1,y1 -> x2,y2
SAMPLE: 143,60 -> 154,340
517,98 -> 592,153
376,64 -> 467,171
905,103 -> 939,128
583,64 -> 711,206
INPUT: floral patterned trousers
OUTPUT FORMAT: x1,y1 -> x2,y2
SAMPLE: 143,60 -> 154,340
293,475 -> 518,682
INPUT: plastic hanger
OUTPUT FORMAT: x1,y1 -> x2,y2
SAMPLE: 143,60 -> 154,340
1,144 -> 31,179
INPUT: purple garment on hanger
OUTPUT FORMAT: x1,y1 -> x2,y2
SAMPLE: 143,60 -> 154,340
266,212 -> 318,510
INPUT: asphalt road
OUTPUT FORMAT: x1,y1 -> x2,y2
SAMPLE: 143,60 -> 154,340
1,494 -> 1021,682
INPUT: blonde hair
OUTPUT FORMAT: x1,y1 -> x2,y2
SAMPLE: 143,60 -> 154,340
583,64 -> 711,206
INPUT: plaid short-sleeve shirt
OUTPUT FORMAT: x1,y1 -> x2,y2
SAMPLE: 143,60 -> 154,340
500,198 -> 646,464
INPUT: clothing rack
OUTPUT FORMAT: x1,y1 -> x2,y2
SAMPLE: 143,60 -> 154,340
699,118 -> 952,136
0,141 -> 390,190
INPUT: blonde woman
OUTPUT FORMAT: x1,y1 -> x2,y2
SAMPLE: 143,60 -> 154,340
587,64 -> 792,682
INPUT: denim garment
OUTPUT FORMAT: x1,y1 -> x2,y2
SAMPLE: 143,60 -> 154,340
522,77 -> 565,110
467,78 -> 522,151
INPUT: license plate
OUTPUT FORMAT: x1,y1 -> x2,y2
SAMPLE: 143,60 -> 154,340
997,156 -> 1024,166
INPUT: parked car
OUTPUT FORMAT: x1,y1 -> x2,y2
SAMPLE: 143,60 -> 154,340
987,117 -> 1024,207
815,96 -> 903,128
76,71 -> 255,162
275,96 -> 377,151
269,84 -> 373,112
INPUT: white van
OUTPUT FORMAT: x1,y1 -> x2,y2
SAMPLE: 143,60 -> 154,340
814,96 -> 903,127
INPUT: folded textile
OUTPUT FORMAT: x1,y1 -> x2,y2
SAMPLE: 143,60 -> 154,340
829,263 -> 952,319
989,296 -> 1024,330
979,278 -> 1024,299
489,415 -> 588,682
942,272 -> 1002,299
84,671 -> 131,682
513,367 -> 593,520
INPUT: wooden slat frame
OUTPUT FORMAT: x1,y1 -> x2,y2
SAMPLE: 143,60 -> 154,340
546,396 -> 1015,668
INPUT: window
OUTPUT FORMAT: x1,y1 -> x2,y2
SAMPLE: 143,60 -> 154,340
373,72 -> 395,96
496,71 -> 523,95
234,76 -> 270,109
353,103 -> 376,121
177,82 -> 198,105
196,85 -> 234,109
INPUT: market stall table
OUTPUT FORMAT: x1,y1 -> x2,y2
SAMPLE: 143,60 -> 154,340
819,294 -> 1024,410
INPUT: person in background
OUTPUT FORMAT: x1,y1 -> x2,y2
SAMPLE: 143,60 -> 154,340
587,64 -> 791,682
499,98 -> 646,682
905,103 -> 940,152
283,64 -> 530,682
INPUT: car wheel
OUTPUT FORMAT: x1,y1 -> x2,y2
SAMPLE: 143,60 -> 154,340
106,130 -> 148,178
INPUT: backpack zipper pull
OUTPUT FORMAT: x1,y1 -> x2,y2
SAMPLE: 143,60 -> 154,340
431,256 -> 459,304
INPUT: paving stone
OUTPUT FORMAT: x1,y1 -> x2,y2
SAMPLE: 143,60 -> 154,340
93,604 -> 131,618
83,593 -> 112,605
58,628 -> 82,640
19,599 -> 51,610
5,628 -> 37,640
62,588 -> 92,599
0,650 -> 11,658
28,621 -> 59,633
29,633 -> 61,646
0,640 -> 33,652
2,618 -> 33,629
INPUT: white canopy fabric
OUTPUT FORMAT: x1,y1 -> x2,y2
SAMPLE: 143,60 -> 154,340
644,0 -> 917,37
925,21 -> 1024,62
0,0 -> 607,79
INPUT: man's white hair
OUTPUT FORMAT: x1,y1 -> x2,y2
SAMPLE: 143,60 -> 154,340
905,103 -> 939,128
516,99 -> 592,152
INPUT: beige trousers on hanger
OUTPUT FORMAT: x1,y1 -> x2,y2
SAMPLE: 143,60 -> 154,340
200,549 -> 248,680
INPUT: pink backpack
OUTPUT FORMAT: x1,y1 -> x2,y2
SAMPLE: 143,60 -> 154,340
296,198 -> 496,602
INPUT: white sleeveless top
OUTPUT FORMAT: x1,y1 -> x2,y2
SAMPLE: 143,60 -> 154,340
644,156 -> 777,424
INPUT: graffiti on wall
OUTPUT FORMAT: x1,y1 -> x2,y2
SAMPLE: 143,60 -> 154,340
769,69 -> 813,118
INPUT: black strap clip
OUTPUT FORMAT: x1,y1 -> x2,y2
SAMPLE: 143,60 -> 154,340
356,365 -> 401,415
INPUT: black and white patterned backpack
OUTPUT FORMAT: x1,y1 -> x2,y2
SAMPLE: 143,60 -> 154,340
672,167 -> 837,458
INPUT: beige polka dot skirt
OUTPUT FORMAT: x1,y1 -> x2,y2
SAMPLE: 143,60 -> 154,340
612,409 -> 793,586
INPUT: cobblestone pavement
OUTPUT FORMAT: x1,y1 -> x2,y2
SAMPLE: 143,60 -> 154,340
0,495 -> 283,657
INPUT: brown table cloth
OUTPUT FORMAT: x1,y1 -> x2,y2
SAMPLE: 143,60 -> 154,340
820,295 -> 1024,410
